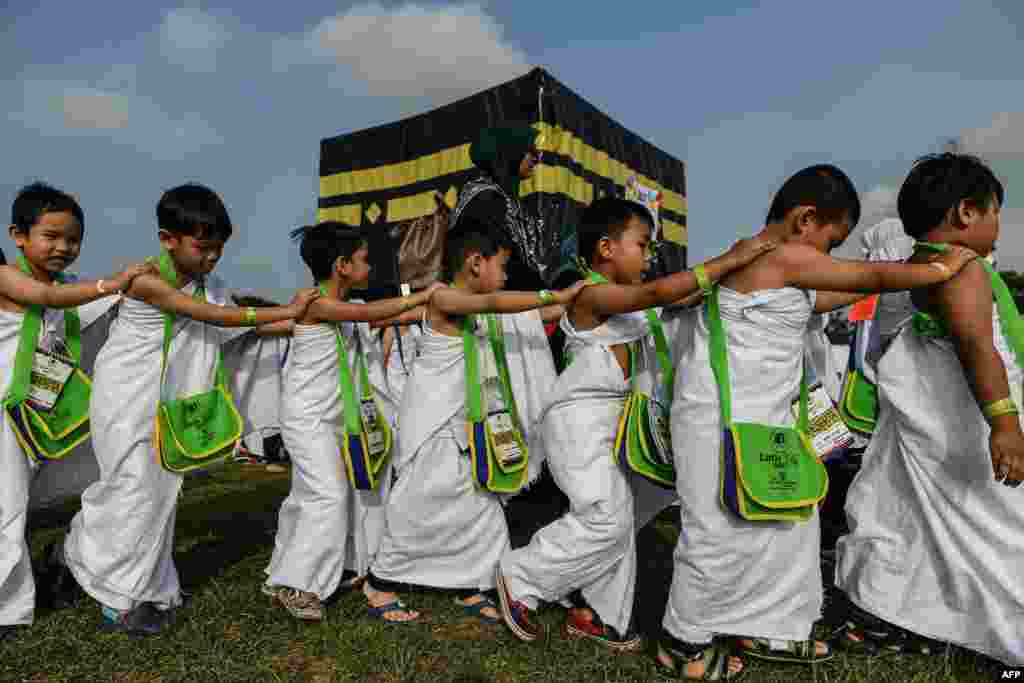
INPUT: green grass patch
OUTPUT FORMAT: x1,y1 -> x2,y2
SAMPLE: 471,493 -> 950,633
6,466 -> 1008,682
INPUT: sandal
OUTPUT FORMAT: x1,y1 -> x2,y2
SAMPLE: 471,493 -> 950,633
454,594 -> 502,625
838,604 -> 934,655
655,636 -> 744,680
738,637 -> 833,664
367,599 -> 420,624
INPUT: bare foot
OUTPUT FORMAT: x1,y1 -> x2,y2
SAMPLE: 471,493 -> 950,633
656,643 -> 744,679
455,593 -> 500,622
363,582 -> 420,623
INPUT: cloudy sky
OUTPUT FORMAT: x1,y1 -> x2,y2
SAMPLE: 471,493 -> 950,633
2,0 -> 1023,299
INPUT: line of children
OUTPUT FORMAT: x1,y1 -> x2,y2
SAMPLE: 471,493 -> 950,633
262,222 -> 440,621
361,218 -> 583,623
7,153 -> 1022,674
0,183 -> 155,641
496,198 -> 776,650
656,164 -> 976,679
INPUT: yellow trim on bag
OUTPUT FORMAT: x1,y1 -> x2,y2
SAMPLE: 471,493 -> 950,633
841,370 -> 877,425
157,385 -> 243,461
731,423 -> 827,514
23,368 -> 92,441
22,407 -> 89,460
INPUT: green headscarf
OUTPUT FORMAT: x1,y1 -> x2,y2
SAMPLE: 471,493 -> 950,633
469,126 -> 539,198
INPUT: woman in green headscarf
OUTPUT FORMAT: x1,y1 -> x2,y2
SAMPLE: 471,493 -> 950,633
449,125 -> 547,284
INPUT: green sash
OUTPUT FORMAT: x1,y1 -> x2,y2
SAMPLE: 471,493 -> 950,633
153,250 -> 243,473
708,285 -> 828,522
913,244 -> 1024,362
464,312 -> 529,494
325,285 -> 393,491
3,255 -> 91,462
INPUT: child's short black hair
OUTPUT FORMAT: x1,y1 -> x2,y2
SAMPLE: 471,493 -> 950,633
443,217 -> 513,282
897,153 -> 1004,239
766,164 -> 861,229
290,221 -> 367,282
577,197 -> 655,266
157,183 -> 233,241
11,182 -> 85,235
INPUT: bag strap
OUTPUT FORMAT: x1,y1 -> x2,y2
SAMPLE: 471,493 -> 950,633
320,283 -> 364,436
155,249 -> 227,397
462,312 -> 521,430
706,285 -> 808,430
916,242 -> 1024,366
4,255 -> 81,408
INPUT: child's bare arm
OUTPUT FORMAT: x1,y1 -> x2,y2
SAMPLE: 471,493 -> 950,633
432,281 -> 586,316
313,283 -> 442,324
782,243 -> 975,293
938,261 -> 1024,484
369,306 -> 426,329
585,234 -> 776,317
254,320 -> 294,336
126,274 -> 316,327
0,262 -> 154,309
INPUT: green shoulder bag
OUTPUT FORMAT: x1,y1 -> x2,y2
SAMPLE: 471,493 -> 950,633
153,250 -> 243,473
328,294 -> 393,491
4,255 -> 91,462
464,312 -> 530,494
708,285 -> 828,522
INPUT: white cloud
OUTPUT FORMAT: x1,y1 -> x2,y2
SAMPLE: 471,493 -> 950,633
60,87 -> 132,130
284,3 -> 529,104
10,78 -> 222,161
960,112 -> 1024,159
159,7 -> 229,73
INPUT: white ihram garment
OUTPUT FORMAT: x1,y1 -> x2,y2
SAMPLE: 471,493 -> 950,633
371,311 -> 555,591
836,310 -> 1024,666
664,287 -> 822,643
501,309 -> 676,633
64,278 -> 229,611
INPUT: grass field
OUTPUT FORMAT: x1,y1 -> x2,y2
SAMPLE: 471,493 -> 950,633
5,466 -> 1009,682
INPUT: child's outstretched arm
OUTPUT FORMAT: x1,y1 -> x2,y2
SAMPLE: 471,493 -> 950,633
313,282 -> 444,324
582,233 -> 776,317
126,274 -> 319,327
432,280 -> 588,317
0,262 -> 155,310
936,261 -> 1024,485
777,243 -> 977,313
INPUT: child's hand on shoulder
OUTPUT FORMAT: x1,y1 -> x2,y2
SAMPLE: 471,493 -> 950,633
289,287 -> 321,317
989,426 -> 1024,487
727,230 -> 778,266
112,262 -> 159,292
552,279 -> 590,305
930,245 -> 978,280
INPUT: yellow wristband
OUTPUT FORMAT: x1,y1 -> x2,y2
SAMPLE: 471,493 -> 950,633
538,289 -> 554,306
403,296 -> 415,312
243,307 -> 257,326
694,264 -> 712,293
982,398 -> 1018,421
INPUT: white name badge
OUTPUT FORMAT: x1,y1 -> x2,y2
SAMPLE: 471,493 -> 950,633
792,382 -> 854,462
482,369 -> 522,467
360,398 -> 386,455
28,349 -> 74,411
647,400 -> 673,466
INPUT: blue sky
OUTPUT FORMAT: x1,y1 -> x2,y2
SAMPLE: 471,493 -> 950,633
3,0 -> 1023,299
